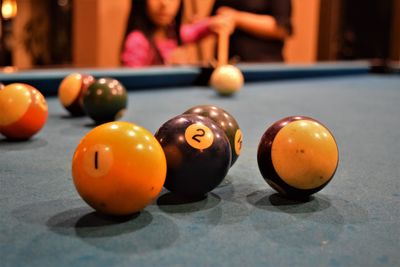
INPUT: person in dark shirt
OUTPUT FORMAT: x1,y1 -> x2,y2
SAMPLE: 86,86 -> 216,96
211,0 -> 293,62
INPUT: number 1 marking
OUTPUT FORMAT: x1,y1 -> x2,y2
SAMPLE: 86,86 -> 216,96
94,151 -> 98,169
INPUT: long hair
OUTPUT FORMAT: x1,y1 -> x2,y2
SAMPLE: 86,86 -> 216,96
123,0 -> 183,65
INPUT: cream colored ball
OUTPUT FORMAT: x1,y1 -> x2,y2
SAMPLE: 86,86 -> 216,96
210,65 -> 244,96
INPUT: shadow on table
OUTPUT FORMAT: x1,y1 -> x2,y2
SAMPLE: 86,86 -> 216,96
55,209 -> 178,254
50,205 -> 178,254
156,191 -> 225,243
45,207 -> 148,235
247,190 -> 369,222
247,190 -> 331,214
157,191 -> 221,213
75,212 -> 143,230
12,199 -> 179,254
51,113 -> 85,120
49,113 -> 97,128
0,137 -> 47,151
83,122 -> 98,128
245,189 -> 369,248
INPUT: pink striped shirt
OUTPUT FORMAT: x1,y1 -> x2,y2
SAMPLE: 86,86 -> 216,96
121,19 -> 212,67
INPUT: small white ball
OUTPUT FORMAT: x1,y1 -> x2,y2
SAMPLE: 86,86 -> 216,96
210,65 -> 244,96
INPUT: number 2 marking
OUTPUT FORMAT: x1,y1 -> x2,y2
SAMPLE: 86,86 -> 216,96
192,128 -> 205,143
185,124 -> 213,149
94,151 -> 98,169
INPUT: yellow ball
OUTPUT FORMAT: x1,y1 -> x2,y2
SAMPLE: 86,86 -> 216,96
257,116 -> 339,198
72,121 -> 167,216
210,65 -> 244,96
271,119 -> 339,190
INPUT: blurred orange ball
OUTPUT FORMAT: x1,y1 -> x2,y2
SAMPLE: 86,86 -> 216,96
58,73 -> 95,116
0,83 -> 48,140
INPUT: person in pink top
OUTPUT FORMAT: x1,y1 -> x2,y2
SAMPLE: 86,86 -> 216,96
121,0 -> 221,67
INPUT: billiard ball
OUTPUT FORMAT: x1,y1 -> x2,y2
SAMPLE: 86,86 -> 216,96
155,114 -> 231,196
183,105 -> 242,166
257,116 -> 339,198
58,73 -> 95,116
0,83 -> 48,140
210,64 -> 244,96
72,121 -> 167,215
83,78 -> 128,124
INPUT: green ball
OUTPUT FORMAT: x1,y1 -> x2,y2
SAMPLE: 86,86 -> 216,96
83,78 -> 128,124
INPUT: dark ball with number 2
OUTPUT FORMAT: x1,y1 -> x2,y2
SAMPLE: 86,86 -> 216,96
155,114 -> 231,197
183,105 -> 242,166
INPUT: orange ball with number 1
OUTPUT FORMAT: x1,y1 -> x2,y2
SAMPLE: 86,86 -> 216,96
72,122 -> 167,216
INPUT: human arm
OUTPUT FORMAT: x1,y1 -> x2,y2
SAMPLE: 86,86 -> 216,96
180,19 -> 213,43
216,0 -> 292,40
180,15 -> 238,43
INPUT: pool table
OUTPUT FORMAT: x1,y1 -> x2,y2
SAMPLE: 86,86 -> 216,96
1,62 -> 399,267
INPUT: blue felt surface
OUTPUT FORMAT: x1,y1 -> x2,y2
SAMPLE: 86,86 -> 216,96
1,73 -> 400,267
0,66 -> 201,95
0,62 -> 371,96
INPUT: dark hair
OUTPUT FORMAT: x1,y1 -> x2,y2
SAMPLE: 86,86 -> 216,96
123,0 -> 183,65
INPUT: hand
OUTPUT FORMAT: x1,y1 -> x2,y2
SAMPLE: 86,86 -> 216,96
216,6 -> 239,19
209,14 -> 236,35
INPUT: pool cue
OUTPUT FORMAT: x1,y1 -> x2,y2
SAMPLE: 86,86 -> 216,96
217,29 -> 230,67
